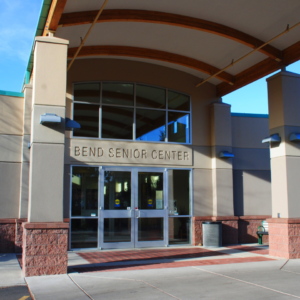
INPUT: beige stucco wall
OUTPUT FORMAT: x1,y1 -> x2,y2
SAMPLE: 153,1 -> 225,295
231,115 -> 271,216
0,94 -> 24,218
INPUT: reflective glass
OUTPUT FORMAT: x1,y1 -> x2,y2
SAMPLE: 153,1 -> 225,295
169,217 -> 190,245
104,171 -> 131,210
168,170 -> 190,215
138,218 -> 164,241
102,106 -> 133,139
104,218 -> 131,243
71,219 -> 98,248
102,83 -> 134,106
138,172 -> 163,210
72,167 -> 99,216
73,103 -> 99,138
168,91 -> 190,111
136,85 -> 165,108
74,83 -> 100,104
136,109 -> 166,142
168,112 -> 189,143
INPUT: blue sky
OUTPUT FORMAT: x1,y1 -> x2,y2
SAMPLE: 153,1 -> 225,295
0,0 -> 299,114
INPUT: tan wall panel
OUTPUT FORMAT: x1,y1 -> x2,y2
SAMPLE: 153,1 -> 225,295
22,135 -> 30,162
210,103 -> 232,147
23,84 -> 32,135
31,105 -> 66,144
63,164 -> 71,219
270,157 -> 288,218
212,168 -> 234,216
0,95 -> 24,135
19,162 -> 29,218
0,135 -> 22,162
193,169 -> 213,216
0,162 -> 21,218
193,146 -> 211,169
67,58 -> 218,146
232,116 -> 269,149
28,143 -> 64,222
233,148 -> 270,170
243,170 -> 271,216
212,146 -> 233,169
286,157 -> 300,218
33,39 -> 68,107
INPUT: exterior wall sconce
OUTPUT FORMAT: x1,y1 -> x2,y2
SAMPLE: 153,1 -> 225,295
219,151 -> 234,158
262,134 -> 281,144
289,133 -> 300,142
65,118 -> 81,131
40,113 -> 61,124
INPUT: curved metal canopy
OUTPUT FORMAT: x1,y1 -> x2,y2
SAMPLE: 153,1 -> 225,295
25,0 -> 300,96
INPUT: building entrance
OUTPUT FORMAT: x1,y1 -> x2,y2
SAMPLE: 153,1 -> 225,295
100,168 -> 167,249
70,166 -> 191,250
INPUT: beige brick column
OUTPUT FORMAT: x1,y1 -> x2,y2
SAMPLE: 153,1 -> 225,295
23,36 -> 70,276
267,71 -> 300,258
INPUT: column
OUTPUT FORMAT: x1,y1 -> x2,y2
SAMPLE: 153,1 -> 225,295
267,71 -> 300,259
22,36 -> 69,276
210,102 -> 237,244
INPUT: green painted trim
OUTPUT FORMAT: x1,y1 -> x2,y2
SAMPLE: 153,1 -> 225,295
0,90 -> 24,97
22,0 -> 52,89
231,113 -> 269,118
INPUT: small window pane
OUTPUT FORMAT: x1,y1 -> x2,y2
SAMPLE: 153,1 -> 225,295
71,219 -> 98,249
136,109 -> 166,142
168,91 -> 190,111
104,218 -> 131,243
168,170 -> 190,215
102,106 -> 133,139
169,217 -> 190,245
168,112 -> 189,143
138,218 -> 164,241
72,167 -> 99,216
136,85 -> 165,108
104,171 -> 131,210
74,83 -> 100,104
102,83 -> 134,106
138,172 -> 164,210
73,103 -> 99,138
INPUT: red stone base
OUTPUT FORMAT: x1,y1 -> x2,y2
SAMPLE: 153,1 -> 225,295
192,215 -> 271,246
0,219 -> 27,253
22,222 -> 69,277
268,218 -> 300,259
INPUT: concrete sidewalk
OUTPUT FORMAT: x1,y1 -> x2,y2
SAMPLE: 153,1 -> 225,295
3,245 -> 300,300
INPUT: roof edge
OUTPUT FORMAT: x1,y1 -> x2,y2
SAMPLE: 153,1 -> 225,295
231,113 -> 269,118
0,90 -> 24,98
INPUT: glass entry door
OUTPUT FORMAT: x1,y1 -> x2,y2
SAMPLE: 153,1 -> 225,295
99,168 -> 168,249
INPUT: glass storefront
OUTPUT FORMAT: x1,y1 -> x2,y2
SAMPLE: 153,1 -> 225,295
70,167 -> 192,249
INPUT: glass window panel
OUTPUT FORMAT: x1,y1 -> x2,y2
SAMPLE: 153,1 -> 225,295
138,172 -> 163,210
74,83 -> 100,104
102,83 -> 134,106
104,218 -> 131,243
136,85 -> 166,108
168,112 -> 189,143
136,109 -> 166,142
168,90 -> 190,111
104,171 -> 131,210
71,219 -> 98,248
73,103 -> 99,138
102,106 -> 133,140
168,170 -> 190,216
72,167 -> 99,216
169,217 -> 190,245
138,218 -> 164,241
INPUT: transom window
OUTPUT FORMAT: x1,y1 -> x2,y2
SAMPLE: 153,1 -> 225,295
73,82 -> 191,143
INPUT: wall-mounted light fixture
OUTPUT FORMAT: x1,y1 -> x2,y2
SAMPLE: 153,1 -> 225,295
289,133 -> 300,142
219,151 -> 234,158
262,134 -> 281,144
65,118 -> 81,131
40,113 -> 61,124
